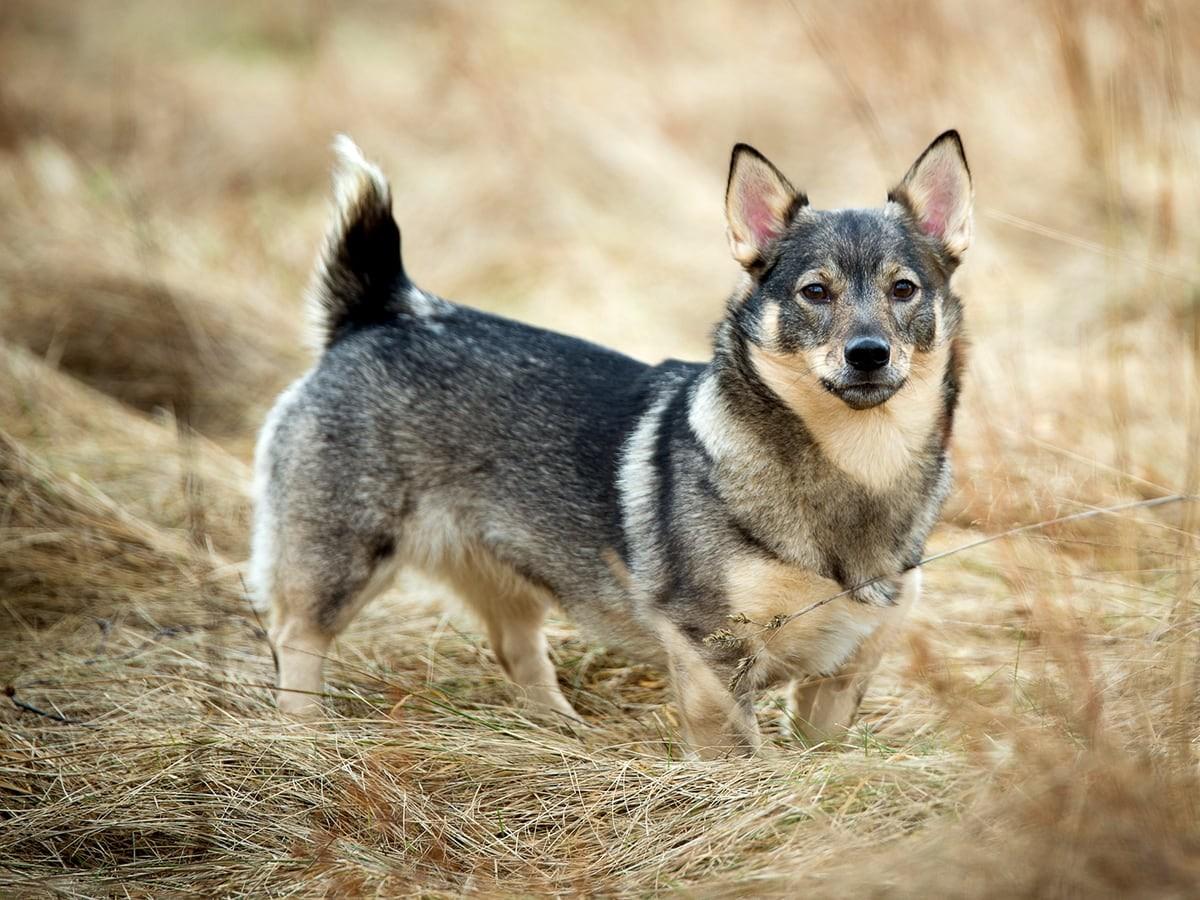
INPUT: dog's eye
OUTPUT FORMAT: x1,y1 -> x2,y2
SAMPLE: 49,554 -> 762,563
891,279 -> 917,300
799,283 -> 829,303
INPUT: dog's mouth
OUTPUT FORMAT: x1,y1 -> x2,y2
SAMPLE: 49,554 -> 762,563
821,375 -> 905,410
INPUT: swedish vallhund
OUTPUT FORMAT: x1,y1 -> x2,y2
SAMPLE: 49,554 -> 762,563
251,131 -> 972,758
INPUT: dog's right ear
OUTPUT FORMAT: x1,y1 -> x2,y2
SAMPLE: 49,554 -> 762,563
725,144 -> 806,268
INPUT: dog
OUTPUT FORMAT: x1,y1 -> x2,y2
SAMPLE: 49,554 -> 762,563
250,131 -> 971,758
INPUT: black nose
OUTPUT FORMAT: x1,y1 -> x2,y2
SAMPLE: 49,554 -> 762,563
845,336 -> 890,371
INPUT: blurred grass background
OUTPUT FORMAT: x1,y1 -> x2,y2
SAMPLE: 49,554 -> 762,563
1,1 -> 1199,895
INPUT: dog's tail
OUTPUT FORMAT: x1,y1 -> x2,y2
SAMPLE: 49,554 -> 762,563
306,135 -> 409,351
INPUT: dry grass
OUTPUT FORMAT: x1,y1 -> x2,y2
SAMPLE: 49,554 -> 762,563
1,0 -> 1199,896
0,271 -> 304,440
0,342 -> 252,557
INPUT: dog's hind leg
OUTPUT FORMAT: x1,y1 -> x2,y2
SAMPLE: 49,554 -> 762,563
270,600 -> 333,717
256,521 -> 402,717
447,560 -> 581,723
788,568 -> 920,743
484,604 -> 581,723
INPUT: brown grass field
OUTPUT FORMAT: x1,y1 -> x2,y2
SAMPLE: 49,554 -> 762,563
2,1 -> 1200,896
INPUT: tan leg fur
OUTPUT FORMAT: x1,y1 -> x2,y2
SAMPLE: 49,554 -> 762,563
445,552 -> 581,723
656,617 -> 762,759
270,613 -> 333,717
788,567 -> 920,742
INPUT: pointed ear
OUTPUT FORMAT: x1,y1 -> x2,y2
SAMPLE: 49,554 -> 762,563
890,130 -> 973,258
725,144 -> 805,268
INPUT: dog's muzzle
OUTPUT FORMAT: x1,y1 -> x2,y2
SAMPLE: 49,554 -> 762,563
821,371 -> 906,410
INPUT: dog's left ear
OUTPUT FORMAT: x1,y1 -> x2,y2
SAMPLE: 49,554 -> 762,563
890,130 -> 973,258
725,144 -> 807,268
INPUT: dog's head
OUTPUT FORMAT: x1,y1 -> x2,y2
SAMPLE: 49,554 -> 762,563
724,132 -> 971,412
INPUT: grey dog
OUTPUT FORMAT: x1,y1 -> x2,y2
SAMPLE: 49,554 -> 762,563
250,131 -> 972,757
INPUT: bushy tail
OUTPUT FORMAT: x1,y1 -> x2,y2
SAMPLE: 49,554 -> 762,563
306,135 -> 408,351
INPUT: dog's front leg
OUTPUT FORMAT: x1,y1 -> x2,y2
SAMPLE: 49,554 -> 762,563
655,617 -> 761,759
789,568 -> 921,742
850,574 -> 902,608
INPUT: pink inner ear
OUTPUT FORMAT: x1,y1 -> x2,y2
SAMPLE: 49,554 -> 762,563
741,180 -> 783,246
916,164 -> 958,239
919,203 -> 947,239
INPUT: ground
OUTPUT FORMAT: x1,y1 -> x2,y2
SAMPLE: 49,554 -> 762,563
1,1 -> 1199,896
